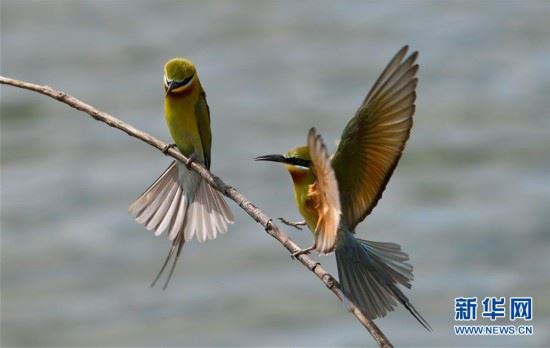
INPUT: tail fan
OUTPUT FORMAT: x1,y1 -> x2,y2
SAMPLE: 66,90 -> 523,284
129,161 -> 234,288
335,231 -> 432,331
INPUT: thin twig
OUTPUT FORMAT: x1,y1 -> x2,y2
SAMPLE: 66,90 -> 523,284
278,217 -> 307,230
0,76 -> 393,348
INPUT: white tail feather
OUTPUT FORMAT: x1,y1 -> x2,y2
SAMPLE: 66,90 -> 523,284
155,187 -> 181,236
130,161 -> 234,289
168,195 -> 186,241
129,161 -> 234,243
146,182 -> 179,231
135,179 -> 173,225
205,180 -> 223,232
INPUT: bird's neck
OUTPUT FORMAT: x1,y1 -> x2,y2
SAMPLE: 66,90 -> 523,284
287,166 -> 313,185
165,79 -> 202,102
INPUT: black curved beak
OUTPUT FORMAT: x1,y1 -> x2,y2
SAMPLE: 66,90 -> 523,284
165,80 -> 176,95
254,154 -> 287,163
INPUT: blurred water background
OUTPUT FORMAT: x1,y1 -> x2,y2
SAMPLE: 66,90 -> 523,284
2,1 -> 549,346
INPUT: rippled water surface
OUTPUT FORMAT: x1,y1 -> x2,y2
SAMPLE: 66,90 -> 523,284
2,1 -> 550,346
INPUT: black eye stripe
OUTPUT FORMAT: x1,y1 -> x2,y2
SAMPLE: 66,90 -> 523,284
179,75 -> 194,85
286,157 -> 311,167
166,74 -> 194,88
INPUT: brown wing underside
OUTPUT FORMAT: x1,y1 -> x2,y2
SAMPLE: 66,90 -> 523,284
307,128 -> 341,254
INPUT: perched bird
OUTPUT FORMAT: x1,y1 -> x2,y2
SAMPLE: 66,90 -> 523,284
255,46 -> 431,330
129,58 -> 234,289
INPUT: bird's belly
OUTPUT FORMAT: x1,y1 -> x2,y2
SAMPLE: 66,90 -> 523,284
294,189 -> 318,233
165,110 -> 204,161
300,204 -> 318,233
173,129 -> 203,158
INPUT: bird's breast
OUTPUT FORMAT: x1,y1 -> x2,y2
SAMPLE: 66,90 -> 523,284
164,93 -> 204,159
292,182 -> 319,233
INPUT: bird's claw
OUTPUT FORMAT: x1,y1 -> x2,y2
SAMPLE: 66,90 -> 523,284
185,153 -> 197,169
162,143 -> 177,154
278,217 -> 307,230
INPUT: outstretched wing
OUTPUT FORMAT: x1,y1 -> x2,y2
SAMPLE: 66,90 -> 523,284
331,46 -> 419,230
307,128 -> 341,254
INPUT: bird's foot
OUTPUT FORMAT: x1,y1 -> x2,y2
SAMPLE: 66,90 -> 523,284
291,244 -> 316,259
278,218 -> 307,230
162,143 -> 177,154
185,153 -> 197,169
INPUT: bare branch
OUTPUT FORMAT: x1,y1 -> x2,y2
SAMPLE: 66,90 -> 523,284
0,76 -> 393,348
278,217 -> 307,230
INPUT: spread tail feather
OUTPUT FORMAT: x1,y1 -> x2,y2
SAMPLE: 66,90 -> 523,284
335,231 -> 432,331
183,174 -> 234,242
129,161 -> 234,287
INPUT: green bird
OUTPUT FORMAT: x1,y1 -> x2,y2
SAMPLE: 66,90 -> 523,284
255,46 -> 431,330
129,58 -> 234,289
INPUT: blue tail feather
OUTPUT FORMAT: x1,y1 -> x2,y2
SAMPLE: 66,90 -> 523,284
335,230 -> 432,331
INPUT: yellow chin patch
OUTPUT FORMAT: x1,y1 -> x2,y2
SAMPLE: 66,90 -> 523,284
286,165 -> 311,184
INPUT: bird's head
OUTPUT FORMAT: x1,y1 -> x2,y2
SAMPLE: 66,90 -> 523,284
164,58 -> 197,95
255,146 -> 313,184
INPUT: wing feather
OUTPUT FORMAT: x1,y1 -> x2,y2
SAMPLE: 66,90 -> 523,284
332,46 -> 419,230
195,90 -> 212,169
306,128 -> 341,254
